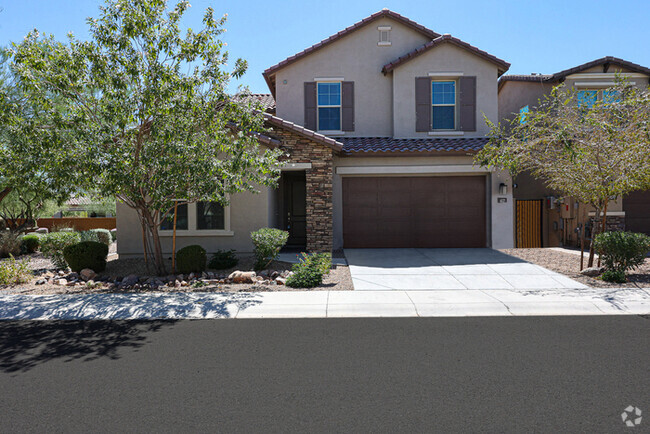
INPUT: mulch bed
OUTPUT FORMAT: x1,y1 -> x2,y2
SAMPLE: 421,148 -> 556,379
500,248 -> 650,288
0,249 -> 353,294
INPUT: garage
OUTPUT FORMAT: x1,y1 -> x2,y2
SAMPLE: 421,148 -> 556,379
624,190 -> 650,236
342,176 -> 487,248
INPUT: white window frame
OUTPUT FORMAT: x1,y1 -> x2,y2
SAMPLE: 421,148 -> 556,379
159,200 -> 233,237
378,26 -> 391,46
431,79 -> 458,131
316,81 -> 342,133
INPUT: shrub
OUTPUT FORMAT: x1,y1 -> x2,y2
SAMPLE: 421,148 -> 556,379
176,245 -> 207,274
208,249 -> 239,270
80,229 -> 112,246
51,222 -> 74,232
0,255 -> 32,285
110,229 -> 117,242
0,232 -> 21,258
63,241 -> 109,273
594,231 -> 650,277
251,228 -> 289,270
286,252 -> 332,288
20,234 -> 41,254
601,269 -> 627,284
41,231 -> 81,269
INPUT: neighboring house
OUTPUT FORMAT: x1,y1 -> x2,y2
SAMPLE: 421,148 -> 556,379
116,9 -> 517,257
498,57 -> 650,247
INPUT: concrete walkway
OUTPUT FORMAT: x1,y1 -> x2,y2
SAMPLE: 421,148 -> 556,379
345,248 -> 588,291
0,286 -> 648,319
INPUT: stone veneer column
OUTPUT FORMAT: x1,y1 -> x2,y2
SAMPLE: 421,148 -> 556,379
272,129 -> 334,253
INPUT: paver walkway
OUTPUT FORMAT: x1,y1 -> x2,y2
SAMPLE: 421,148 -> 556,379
345,248 -> 588,291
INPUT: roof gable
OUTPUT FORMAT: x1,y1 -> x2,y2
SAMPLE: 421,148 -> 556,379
262,9 -> 440,96
382,34 -> 510,76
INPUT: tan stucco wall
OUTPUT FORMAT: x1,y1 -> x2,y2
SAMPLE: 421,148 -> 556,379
331,155 -> 514,250
497,80 -> 552,123
116,188 -> 271,258
392,43 -> 500,138
273,17 -> 430,137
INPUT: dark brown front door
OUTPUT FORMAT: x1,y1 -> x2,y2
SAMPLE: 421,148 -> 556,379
283,172 -> 307,247
624,190 -> 650,235
342,176 -> 487,248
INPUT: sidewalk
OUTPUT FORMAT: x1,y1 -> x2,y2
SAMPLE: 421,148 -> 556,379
0,287 -> 648,320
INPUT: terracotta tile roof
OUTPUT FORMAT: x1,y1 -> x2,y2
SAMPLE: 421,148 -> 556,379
382,34 -> 510,76
263,9 -> 440,96
250,94 -> 276,112
499,57 -> 650,88
263,113 -> 343,152
340,137 -> 488,155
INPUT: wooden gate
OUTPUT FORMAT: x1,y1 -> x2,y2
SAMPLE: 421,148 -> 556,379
516,200 -> 542,248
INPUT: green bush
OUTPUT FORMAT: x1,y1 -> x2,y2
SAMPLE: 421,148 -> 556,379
208,249 -> 239,270
63,241 -> 109,273
80,229 -> 112,246
594,231 -> 650,278
20,234 -> 41,254
251,228 -> 289,270
0,232 -> 21,258
41,231 -> 81,269
0,255 -> 31,285
110,229 -> 117,242
286,252 -> 332,288
601,269 -> 627,284
176,245 -> 207,274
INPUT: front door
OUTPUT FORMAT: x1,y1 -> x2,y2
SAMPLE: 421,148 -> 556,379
283,172 -> 307,247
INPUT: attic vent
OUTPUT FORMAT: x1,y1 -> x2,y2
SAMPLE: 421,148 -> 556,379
378,26 -> 391,46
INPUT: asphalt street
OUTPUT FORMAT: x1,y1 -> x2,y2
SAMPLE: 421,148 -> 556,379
0,316 -> 648,433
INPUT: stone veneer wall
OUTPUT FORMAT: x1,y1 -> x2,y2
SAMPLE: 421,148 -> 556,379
590,216 -> 626,234
269,128 -> 334,252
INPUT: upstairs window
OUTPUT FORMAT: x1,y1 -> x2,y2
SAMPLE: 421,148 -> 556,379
317,82 -> 341,131
377,26 -> 391,46
431,81 -> 456,130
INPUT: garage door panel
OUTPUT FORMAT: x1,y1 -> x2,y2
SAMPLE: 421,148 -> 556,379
343,176 -> 486,248
624,190 -> 650,235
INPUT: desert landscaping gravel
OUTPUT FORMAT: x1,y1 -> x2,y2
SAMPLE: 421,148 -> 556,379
501,248 -> 650,288
0,245 -> 353,295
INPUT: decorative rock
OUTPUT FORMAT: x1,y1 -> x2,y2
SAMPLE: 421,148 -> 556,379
580,267 -> 604,277
35,279 -> 46,285
121,274 -> 139,286
58,271 -> 66,277
174,280 -> 181,288
275,277 -> 286,285
35,227 -> 49,234
66,280 -> 77,287
80,269 -> 97,281
55,278 -> 67,286
180,280 -> 188,287
228,271 -> 256,283
270,271 -> 279,279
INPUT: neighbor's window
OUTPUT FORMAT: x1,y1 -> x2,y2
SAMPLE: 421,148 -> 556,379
196,201 -> 225,230
317,82 -> 341,131
602,90 -> 620,104
431,81 -> 456,130
519,105 -> 529,124
576,90 -> 598,108
160,202 -> 188,230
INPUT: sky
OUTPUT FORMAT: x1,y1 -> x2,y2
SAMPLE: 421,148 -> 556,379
1,0 -> 649,94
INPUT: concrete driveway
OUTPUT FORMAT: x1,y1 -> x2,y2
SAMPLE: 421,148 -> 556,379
345,248 -> 588,291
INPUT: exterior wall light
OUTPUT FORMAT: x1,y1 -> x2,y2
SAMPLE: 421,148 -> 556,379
499,183 -> 508,195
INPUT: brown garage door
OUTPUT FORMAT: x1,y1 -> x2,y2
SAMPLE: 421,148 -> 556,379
624,190 -> 650,235
342,176 -> 487,248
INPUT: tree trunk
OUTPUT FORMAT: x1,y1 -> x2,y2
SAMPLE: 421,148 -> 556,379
597,202 -> 608,268
0,187 -> 12,204
139,207 -> 167,275
587,203 -> 608,268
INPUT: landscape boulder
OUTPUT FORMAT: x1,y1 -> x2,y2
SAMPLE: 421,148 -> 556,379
80,268 -> 97,281
580,267 -> 603,277
228,271 -> 256,283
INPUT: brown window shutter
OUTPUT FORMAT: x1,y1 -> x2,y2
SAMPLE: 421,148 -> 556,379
415,77 -> 431,132
304,82 -> 317,130
342,81 -> 355,131
458,76 -> 477,131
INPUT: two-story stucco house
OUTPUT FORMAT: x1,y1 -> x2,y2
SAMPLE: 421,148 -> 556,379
498,57 -> 650,248
116,9 -> 517,257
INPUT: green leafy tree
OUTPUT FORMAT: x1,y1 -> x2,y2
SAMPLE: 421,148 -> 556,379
0,48 -> 87,223
476,80 -> 650,267
10,0 -> 282,274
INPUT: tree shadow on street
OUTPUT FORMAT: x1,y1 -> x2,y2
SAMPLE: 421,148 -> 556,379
0,320 -> 176,373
